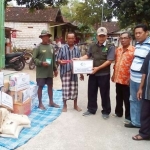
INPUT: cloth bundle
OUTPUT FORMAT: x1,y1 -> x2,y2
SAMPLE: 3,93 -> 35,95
0,108 -> 31,138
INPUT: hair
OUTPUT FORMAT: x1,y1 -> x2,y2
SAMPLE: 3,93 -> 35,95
120,31 -> 132,38
66,32 -> 76,38
134,24 -> 148,32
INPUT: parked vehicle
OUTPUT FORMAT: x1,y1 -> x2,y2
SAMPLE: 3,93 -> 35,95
29,58 -> 35,70
5,51 -> 26,71
14,48 -> 33,64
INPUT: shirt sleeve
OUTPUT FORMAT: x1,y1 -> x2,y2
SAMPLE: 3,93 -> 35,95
107,45 -> 115,60
55,47 -> 63,61
141,53 -> 150,74
32,46 -> 42,66
86,44 -> 92,58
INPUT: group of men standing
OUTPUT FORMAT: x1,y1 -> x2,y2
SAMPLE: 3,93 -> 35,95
32,23 -> 150,141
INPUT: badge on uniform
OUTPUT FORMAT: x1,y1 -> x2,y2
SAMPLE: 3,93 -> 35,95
102,47 -> 108,52
42,50 -> 46,53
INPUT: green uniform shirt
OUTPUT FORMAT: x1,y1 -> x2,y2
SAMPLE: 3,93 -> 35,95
33,43 -> 57,78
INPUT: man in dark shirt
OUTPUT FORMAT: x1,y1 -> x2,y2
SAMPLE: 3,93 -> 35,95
80,27 -> 115,119
132,52 -> 150,140
33,30 -> 59,110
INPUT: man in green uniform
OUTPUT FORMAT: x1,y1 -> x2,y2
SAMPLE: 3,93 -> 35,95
33,30 -> 59,110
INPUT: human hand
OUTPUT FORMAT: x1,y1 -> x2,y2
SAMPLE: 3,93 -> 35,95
42,62 -> 49,67
72,57 -> 80,60
80,74 -> 84,81
111,75 -> 114,82
54,70 -> 58,77
92,67 -> 99,74
137,88 -> 143,100
59,60 -> 69,65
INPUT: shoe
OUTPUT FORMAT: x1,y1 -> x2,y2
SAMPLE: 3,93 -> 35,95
124,122 -> 140,128
102,114 -> 109,119
123,119 -> 131,124
83,111 -> 94,116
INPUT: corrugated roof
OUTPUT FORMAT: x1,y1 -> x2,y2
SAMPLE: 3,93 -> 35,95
101,22 -> 120,33
5,7 -> 64,23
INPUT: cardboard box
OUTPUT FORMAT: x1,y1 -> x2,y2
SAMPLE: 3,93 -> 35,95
13,98 -> 31,115
0,91 -> 13,110
0,72 -> 4,88
8,88 -> 30,103
72,60 -> 93,74
9,73 -> 30,91
4,80 -> 9,93
29,85 -> 38,100
29,85 -> 38,109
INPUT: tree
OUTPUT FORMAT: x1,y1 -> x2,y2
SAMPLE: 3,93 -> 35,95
5,0 -> 68,9
61,0 -> 80,22
107,0 -> 150,28
74,0 -> 113,26
61,0 -> 113,26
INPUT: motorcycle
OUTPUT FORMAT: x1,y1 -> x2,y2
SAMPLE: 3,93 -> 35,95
5,51 -> 26,71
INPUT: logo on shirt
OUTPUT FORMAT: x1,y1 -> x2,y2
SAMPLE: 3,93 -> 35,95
102,47 -> 108,52
42,50 -> 46,53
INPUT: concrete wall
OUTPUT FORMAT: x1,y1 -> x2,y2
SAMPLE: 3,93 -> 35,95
5,22 -> 50,49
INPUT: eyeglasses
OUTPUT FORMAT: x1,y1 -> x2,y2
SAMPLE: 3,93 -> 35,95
119,37 -> 129,40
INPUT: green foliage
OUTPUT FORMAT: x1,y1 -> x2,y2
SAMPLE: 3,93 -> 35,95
107,0 -> 150,28
74,0 -> 113,26
5,0 -> 68,9
61,0 -> 113,26
61,0 -> 80,22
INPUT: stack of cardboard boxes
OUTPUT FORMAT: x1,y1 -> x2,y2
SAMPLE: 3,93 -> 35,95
0,72 -> 13,111
0,72 -> 38,115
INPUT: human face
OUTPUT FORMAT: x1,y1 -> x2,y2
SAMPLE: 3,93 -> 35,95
134,28 -> 148,43
41,35 -> 50,44
119,33 -> 131,48
97,34 -> 107,45
66,33 -> 75,46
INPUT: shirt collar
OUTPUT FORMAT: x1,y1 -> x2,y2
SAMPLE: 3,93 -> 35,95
66,44 -> 76,49
136,37 -> 150,45
119,45 -> 131,51
96,41 -> 107,46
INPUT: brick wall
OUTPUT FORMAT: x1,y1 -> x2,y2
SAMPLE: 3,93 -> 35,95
5,22 -> 49,49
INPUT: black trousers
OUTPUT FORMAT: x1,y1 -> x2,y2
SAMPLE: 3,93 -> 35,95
115,83 -> 130,120
139,99 -> 150,139
87,74 -> 111,115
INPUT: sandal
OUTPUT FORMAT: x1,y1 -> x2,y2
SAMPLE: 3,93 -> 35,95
132,134 -> 150,141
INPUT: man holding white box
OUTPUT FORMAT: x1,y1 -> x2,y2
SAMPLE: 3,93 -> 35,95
56,32 -> 84,112
80,27 -> 115,119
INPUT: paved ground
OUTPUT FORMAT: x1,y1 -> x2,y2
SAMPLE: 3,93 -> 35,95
5,65 -> 150,150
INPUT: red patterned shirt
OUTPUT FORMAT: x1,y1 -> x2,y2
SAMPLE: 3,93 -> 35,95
113,45 -> 135,85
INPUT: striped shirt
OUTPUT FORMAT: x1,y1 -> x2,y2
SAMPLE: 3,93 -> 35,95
130,37 -> 150,83
56,44 -> 81,76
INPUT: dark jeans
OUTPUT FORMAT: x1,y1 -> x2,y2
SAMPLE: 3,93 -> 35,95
115,83 -> 130,120
87,74 -> 111,115
139,99 -> 150,139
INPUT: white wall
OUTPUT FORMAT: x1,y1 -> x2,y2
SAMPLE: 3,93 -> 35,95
5,22 -> 49,49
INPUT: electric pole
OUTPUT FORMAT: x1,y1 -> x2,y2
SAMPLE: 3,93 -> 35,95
101,0 -> 104,26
